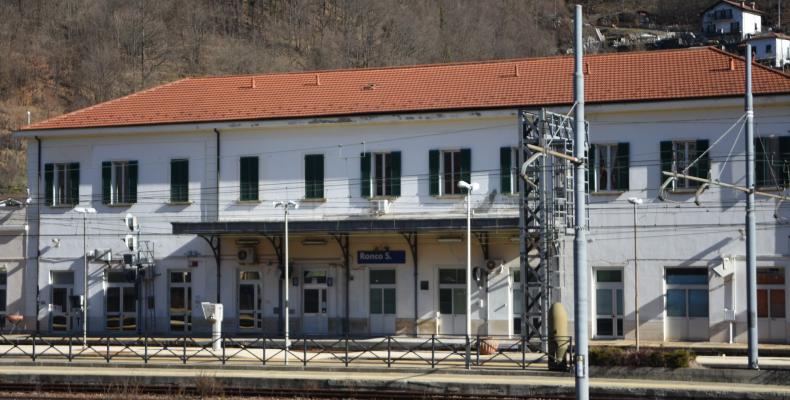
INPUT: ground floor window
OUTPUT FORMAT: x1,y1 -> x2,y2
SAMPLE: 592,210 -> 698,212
758,268 -> 786,319
438,269 -> 466,315
369,269 -> 396,315
105,270 -> 137,332
666,268 -> 708,318
169,271 -> 192,332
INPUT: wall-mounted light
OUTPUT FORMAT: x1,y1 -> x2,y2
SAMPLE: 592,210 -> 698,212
437,236 -> 462,243
236,238 -> 260,246
302,238 -> 327,246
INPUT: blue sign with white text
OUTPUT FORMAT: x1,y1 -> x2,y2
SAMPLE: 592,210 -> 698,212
357,250 -> 406,264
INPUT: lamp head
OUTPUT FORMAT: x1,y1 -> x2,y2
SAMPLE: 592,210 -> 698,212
627,197 -> 643,205
457,181 -> 479,192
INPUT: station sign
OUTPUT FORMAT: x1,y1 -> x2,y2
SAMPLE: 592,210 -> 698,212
357,250 -> 406,264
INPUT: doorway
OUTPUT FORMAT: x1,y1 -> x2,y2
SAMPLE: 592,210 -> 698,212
238,270 -> 263,330
50,271 -> 75,333
369,269 -> 396,335
302,270 -> 329,335
438,268 -> 466,335
594,269 -> 624,338
665,268 -> 709,341
105,270 -> 137,332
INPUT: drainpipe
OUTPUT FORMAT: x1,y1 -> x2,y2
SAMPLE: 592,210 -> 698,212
34,136 -> 41,333
214,129 -> 221,303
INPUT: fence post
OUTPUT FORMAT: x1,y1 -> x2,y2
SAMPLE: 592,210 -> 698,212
68,336 -> 73,361
521,335 -> 526,370
144,335 -> 148,364
30,334 -> 35,362
106,337 -> 111,363
182,336 -> 187,364
221,335 -> 226,365
430,334 -> 435,368
344,335 -> 349,367
475,335 -> 480,366
386,336 -> 391,368
303,338 -> 307,367
260,335 -> 265,366
465,335 -> 470,370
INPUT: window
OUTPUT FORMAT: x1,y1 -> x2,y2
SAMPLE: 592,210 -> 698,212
361,152 -> 401,197
102,161 -> 138,204
438,268 -> 466,315
758,268 -> 786,319
755,136 -> 790,188
44,163 -> 79,206
304,154 -> 324,199
500,147 -> 518,195
170,159 -> 189,203
105,270 -> 136,331
169,271 -> 192,332
660,140 -> 709,190
730,22 -> 740,33
369,269 -> 396,315
429,149 -> 471,196
589,143 -> 629,192
239,156 -> 259,201
766,44 -> 773,54
665,268 -> 708,318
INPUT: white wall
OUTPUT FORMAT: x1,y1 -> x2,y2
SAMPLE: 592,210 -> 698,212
750,37 -> 790,68
702,3 -> 762,38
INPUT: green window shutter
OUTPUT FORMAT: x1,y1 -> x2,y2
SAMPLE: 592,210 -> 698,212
614,143 -> 629,191
778,136 -> 790,187
755,137 -> 767,187
460,148 -> 471,192
389,151 -> 401,197
500,147 -> 512,194
170,159 -> 188,202
68,163 -> 80,205
102,161 -> 111,205
240,157 -> 258,201
660,141 -> 673,182
44,163 -> 54,206
360,152 -> 371,198
127,160 -> 138,203
429,150 -> 440,196
694,139 -> 709,180
305,154 -> 324,199
587,144 -> 597,192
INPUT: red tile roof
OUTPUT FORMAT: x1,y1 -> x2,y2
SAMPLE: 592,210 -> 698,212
21,47 -> 790,131
702,0 -> 765,15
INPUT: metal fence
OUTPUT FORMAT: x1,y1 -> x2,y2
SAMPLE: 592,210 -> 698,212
0,333 -> 571,370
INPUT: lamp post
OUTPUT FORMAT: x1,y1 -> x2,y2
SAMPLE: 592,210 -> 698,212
274,200 -> 298,365
74,207 -> 96,347
627,197 -> 642,351
458,180 -> 479,369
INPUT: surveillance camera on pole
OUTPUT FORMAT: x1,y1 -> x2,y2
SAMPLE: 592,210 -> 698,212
124,213 -> 139,232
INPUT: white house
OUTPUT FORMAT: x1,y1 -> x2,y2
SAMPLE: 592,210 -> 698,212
745,32 -> 790,69
702,0 -> 763,39
14,47 -> 790,344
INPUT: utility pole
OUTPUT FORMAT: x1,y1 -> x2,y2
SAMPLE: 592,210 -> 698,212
745,44 -> 759,370
573,5 -> 589,400
274,200 -> 298,366
628,197 -> 643,351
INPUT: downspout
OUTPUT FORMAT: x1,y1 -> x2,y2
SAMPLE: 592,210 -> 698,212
413,238 -> 418,336
34,136 -> 41,333
214,129 -> 221,304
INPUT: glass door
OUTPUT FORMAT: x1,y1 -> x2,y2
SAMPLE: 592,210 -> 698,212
302,270 -> 328,335
169,271 -> 192,332
238,270 -> 263,330
50,271 -> 75,333
594,269 -> 624,338
369,269 -> 396,335
438,268 -> 466,336
105,270 -> 137,332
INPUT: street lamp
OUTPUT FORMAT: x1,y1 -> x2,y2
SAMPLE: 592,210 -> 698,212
627,197 -> 642,351
274,200 -> 298,365
74,206 -> 96,347
458,180 -> 479,369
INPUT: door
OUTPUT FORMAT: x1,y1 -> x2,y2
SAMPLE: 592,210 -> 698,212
105,270 -> 137,332
369,269 -> 396,335
303,270 -> 328,335
438,268 -> 466,335
758,268 -> 787,342
50,271 -> 75,333
665,268 -> 709,341
594,269 -> 624,338
169,271 -> 192,332
238,270 -> 263,330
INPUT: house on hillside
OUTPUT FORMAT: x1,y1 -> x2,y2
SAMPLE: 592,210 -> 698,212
702,0 -> 764,39
745,32 -> 790,70
14,47 -> 790,344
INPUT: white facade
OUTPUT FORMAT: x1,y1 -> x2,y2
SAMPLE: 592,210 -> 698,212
17,93 -> 790,343
747,36 -> 790,69
0,202 -> 26,331
702,2 -> 763,39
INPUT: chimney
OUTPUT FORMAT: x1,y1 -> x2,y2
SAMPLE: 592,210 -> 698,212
750,1 -> 756,9
250,77 -> 256,89
514,64 -> 520,77
584,62 -> 590,75
729,58 -> 736,71
315,74 -> 321,86
741,1 -> 745,8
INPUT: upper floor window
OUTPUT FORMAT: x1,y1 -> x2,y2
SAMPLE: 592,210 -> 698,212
361,152 -> 401,198
766,44 -> 773,54
239,156 -> 259,201
660,140 -> 709,190
429,149 -> 470,196
170,159 -> 189,203
730,22 -> 740,33
755,136 -> 790,188
589,143 -> 629,192
44,163 -> 79,206
102,161 -> 137,205
500,147 -> 518,195
304,154 -> 324,199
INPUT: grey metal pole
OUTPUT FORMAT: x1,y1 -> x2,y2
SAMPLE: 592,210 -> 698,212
745,44 -> 759,370
82,214 -> 87,347
573,5 -> 589,400
465,187 -> 472,369
284,205 -> 290,366
633,203 -> 639,351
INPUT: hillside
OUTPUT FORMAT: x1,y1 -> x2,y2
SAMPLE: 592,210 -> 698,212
1,0 -> 787,197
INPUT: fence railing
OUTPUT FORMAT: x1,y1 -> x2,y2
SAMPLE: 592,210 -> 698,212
0,333 -> 572,371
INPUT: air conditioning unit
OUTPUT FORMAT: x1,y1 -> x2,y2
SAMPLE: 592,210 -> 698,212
237,247 -> 257,264
373,199 -> 390,215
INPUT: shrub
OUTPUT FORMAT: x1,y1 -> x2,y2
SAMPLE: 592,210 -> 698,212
589,347 -> 693,368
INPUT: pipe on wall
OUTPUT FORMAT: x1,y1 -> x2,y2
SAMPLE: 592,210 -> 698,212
214,129 -> 221,304
34,136 -> 41,333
